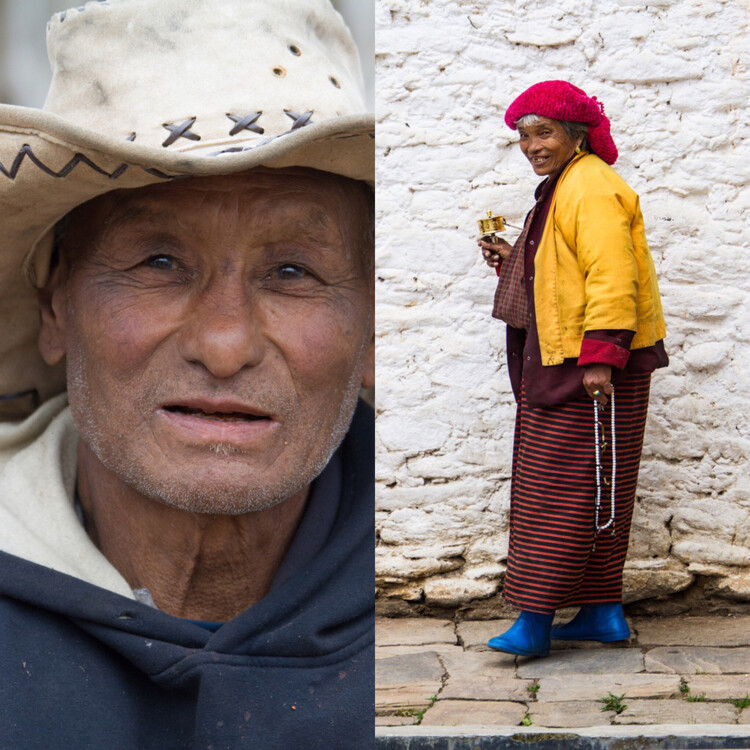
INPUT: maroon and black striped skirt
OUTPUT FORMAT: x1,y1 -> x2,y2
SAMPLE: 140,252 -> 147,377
502,372 -> 651,614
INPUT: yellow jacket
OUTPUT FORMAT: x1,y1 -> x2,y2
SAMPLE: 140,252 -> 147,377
534,152 -> 666,366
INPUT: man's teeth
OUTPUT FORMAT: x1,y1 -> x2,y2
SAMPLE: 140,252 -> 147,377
168,405 -> 263,421
194,411 -> 252,422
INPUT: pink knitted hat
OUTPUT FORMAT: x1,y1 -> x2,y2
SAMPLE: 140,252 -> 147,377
505,80 -> 618,165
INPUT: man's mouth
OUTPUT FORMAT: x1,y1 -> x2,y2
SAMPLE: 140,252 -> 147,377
530,155 -> 550,165
157,398 -> 281,447
162,401 -> 272,423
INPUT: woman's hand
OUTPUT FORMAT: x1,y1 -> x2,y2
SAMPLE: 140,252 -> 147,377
478,237 -> 512,268
583,364 -> 612,405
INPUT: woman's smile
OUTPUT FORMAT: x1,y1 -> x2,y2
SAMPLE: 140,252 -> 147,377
529,155 -> 551,166
518,116 -> 580,175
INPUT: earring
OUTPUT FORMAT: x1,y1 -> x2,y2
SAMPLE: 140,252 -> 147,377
575,146 -> 581,154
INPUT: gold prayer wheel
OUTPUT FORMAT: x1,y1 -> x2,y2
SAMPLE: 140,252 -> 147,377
477,210 -> 506,238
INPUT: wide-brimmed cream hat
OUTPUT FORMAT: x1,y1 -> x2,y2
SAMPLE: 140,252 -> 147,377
0,0 -> 373,416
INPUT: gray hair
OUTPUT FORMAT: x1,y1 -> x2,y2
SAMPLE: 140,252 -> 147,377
515,113 -> 590,152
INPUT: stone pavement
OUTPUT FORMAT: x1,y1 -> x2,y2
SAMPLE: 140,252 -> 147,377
376,615 -> 750,734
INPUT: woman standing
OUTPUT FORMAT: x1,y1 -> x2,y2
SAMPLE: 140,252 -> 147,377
478,81 -> 668,657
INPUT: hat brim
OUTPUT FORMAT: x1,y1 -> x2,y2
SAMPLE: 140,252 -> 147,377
0,105 -> 374,180
0,106 -> 374,410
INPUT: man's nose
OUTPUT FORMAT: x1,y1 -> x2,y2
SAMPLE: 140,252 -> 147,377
178,278 -> 265,379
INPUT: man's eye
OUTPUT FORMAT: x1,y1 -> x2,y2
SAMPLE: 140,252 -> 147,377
145,255 -> 178,270
269,264 -> 308,281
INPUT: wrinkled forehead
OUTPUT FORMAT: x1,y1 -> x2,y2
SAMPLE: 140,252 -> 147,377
58,167 -> 373,265
516,116 -> 560,131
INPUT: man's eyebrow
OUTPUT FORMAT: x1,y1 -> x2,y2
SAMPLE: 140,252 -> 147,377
96,203 -> 348,253
101,206 -> 176,235
278,209 -> 342,244
283,223 -> 339,243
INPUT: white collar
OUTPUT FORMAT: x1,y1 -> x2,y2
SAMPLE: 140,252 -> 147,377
0,395 -> 134,599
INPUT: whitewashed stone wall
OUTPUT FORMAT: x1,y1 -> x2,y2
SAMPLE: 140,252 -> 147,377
375,0 -> 750,613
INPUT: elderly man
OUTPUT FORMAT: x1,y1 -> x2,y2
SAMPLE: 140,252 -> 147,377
0,1 -> 374,748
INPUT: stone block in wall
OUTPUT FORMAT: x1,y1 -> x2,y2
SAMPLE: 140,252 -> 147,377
671,502 -> 750,567
673,540 -> 750,568
423,576 -> 499,608
505,26 -> 579,47
662,286 -> 744,322
462,563 -> 506,581
376,543 -> 466,580
379,506 -> 484,545
623,561 -> 694,603
668,79 -> 747,113
599,50 -> 705,84
377,412 -> 451,454
683,342 -> 734,372
375,553 -> 463,581
628,497 -> 673,560
462,534 -> 509,565
375,584 -> 424,602
704,570 -> 750,602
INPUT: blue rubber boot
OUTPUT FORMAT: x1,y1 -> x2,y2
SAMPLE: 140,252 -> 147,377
550,603 -> 630,642
487,611 -> 553,657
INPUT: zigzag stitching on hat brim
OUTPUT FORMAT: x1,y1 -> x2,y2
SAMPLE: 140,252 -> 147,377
0,107 -> 372,159
0,130 -> 374,182
0,144 -> 179,181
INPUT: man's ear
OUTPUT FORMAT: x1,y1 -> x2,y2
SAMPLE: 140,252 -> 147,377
37,261 -> 69,366
361,331 -> 374,389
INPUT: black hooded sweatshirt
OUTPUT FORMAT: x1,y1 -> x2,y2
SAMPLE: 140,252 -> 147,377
0,402 -> 374,750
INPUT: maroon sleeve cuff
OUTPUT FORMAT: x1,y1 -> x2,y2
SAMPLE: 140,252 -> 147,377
578,338 -> 630,368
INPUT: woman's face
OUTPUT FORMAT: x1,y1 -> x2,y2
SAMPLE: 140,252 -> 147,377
517,117 -> 581,177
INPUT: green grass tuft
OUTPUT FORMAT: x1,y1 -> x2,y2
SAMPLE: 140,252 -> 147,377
394,695 -> 438,725
599,692 -> 627,714
414,695 -> 437,725
679,677 -> 712,704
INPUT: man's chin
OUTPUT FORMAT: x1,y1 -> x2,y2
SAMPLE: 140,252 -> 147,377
95,439 -> 317,514
137,477 -> 309,515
